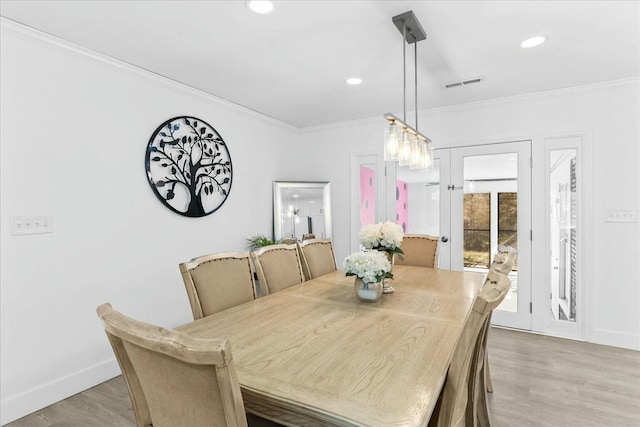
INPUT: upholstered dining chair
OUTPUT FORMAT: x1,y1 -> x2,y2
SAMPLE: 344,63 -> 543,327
429,270 -> 511,427
483,245 -> 518,394
298,238 -> 337,280
467,270 -> 513,427
96,303 -> 248,427
251,243 -> 305,296
179,252 -> 256,320
394,233 -> 439,268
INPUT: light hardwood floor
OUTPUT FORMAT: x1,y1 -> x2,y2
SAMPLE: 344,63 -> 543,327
6,328 -> 640,427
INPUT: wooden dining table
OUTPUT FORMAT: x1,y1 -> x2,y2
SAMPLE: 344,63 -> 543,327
175,265 -> 484,427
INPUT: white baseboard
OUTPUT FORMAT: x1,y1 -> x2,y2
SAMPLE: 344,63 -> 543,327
0,358 -> 121,426
493,325 -> 640,351
590,328 -> 640,351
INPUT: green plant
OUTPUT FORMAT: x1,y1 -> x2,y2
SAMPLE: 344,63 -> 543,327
245,234 -> 281,251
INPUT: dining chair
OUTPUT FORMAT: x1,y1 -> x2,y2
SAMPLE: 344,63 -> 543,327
251,243 -> 305,296
298,238 -> 337,280
179,252 -> 257,320
430,270 -> 511,427
467,270 -> 513,427
483,245 -> 518,394
96,303 -> 248,427
394,233 -> 439,268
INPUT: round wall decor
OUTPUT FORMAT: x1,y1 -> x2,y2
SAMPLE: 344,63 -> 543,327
145,116 -> 232,217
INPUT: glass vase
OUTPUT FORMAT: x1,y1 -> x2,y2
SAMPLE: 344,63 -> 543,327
353,277 -> 383,302
382,251 -> 395,294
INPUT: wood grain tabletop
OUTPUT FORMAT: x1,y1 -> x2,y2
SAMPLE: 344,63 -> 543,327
176,265 -> 484,426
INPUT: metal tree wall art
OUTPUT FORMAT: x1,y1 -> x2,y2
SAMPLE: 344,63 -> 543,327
145,116 -> 232,217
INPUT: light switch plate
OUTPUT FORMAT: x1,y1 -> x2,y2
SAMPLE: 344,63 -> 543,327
10,216 -> 54,235
605,210 -> 637,223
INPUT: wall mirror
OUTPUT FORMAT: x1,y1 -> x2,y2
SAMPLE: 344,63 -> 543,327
273,181 -> 332,241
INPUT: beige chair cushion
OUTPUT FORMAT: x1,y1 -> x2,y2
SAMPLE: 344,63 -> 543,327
395,234 -> 439,268
298,239 -> 337,280
180,252 -> 256,320
251,244 -> 305,296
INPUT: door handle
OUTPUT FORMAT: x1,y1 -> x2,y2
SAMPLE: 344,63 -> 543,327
441,236 -> 449,243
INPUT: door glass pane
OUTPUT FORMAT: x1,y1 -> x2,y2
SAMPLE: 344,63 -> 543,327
464,153 -> 518,313
360,165 -> 376,227
549,149 -> 577,322
396,159 -> 441,235
464,193 -> 491,268
498,192 -> 518,271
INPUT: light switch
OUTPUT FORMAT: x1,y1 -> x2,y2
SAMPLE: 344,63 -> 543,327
605,210 -> 637,223
10,216 -> 54,235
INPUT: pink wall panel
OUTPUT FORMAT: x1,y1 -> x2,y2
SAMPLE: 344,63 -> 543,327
360,166 -> 376,227
396,179 -> 408,232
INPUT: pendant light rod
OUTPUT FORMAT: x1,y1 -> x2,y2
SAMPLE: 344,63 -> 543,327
415,41 -> 418,131
403,22 -> 407,123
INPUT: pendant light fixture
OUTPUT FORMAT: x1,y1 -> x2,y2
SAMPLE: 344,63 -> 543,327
383,11 -> 433,171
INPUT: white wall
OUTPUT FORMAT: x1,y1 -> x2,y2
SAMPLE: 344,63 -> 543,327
296,79 -> 640,351
2,18 -> 639,426
0,22 -> 298,424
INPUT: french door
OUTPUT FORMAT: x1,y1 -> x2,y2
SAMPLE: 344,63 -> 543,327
353,134 -> 588,337
395,141 -> 532,330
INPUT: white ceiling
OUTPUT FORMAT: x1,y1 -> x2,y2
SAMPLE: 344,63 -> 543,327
1,1 -> 638,128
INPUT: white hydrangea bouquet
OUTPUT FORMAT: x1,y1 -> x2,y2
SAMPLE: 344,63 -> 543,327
343,250 -> 393,285
358,221 -> 404,259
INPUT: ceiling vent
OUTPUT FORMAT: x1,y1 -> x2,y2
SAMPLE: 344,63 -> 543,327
444,76 -> 484,89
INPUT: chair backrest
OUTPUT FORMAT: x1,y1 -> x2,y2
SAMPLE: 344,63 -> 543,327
298,238 -> 337,280
490,246 -> 518,274
433,270 -> 511,427
96,303 -> 248,427
395,234 -> 439,268
179,252 -> 256,320
302,233 -> 316,241
251,243 -> 305,296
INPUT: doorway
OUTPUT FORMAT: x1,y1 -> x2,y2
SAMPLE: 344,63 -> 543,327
396,141 -> 532,330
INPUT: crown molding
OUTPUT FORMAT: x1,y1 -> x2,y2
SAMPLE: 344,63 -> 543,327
0,17 -> 299,132
301,76 -> 639,133
423,76 -> 640,115
2,17 -> 637,135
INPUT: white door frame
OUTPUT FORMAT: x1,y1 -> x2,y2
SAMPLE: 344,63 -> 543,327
350,151 -> 385,253
436,150 -> 452,270
530,131 -> 592,340
449,141 -> 533,330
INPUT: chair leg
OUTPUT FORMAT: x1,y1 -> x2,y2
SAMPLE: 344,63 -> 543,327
485,352 -> 493,393
477,356 -> 492,427
466,320 -> 491,427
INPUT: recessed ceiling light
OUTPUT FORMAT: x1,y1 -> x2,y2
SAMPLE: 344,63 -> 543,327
246,1 -> 274,15
520,36 -> 546,48
346,77 -> 363,85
